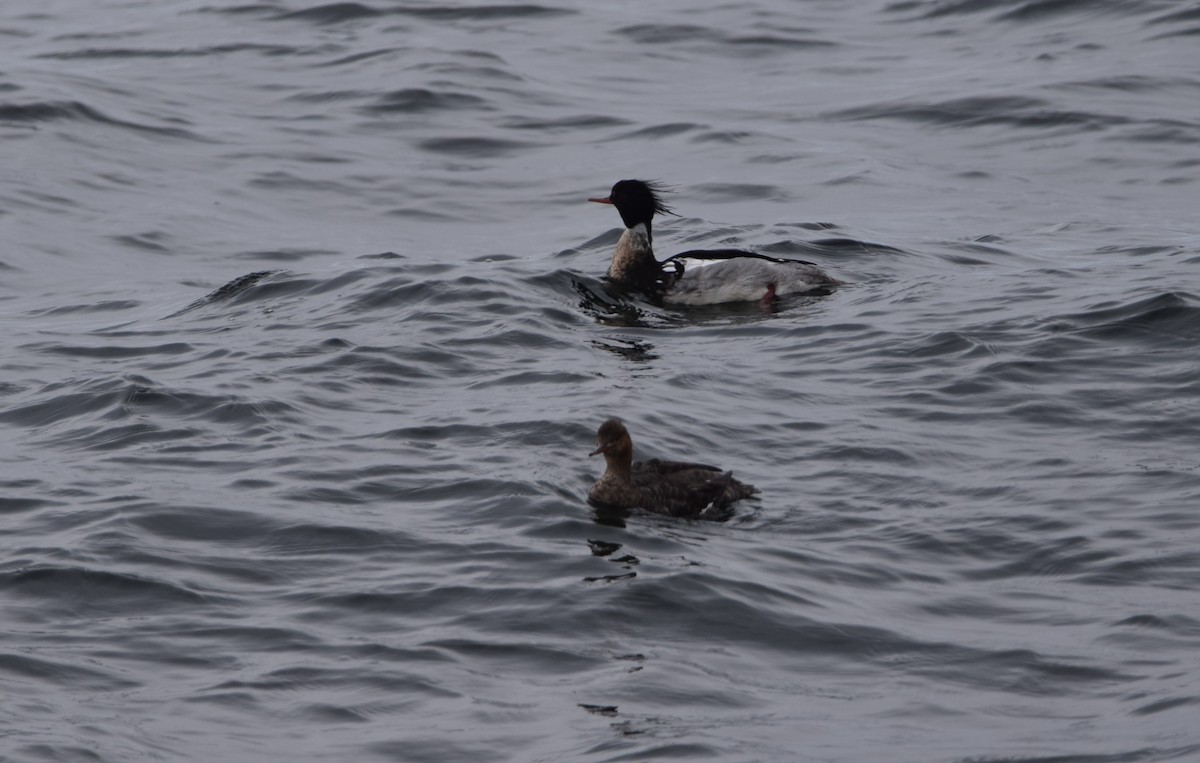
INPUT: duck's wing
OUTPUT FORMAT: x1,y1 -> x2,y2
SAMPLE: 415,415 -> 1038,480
636,458 -> 721,476
632,478 -> 726,517
667,249 -> 822,269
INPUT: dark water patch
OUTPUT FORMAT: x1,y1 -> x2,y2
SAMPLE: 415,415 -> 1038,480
904,330 -> 999,360
232,248 -> 333,263
1111,121 -> 1200,145
900,644 -> 1135,696
421,638 -> 605,674
367,737 -> 505,763
196,3 -> 282,16
275,2 -> 384,23
1048,75 -> 1200,93
1052,292 -> 1200,345
400,3 -> 572,20
385,206 -> 462,221
995,0 -> 1166,22
691,183 -> 787,202
65,422 -> 207,452
1148,25 -> 1200,40
417,136 -> 535,158
0,377 -> 201,430
610,122 -> 699,140
316,47 -> 406,67
23,341 -> 193,359
286,88 -> 371,103
129,505 -> 278,544
958,534 -> 1120,582
276,2 -> 571,25
173,624 -> 323,653
501,114 -> 631,131
165,269 -> 279,318
111,231 -> 172,253
261,523 -> 420,556
0,651 -> 139,691
0,496 -> 62,514
1114,613 -> 1200,637
829,95 -> 1128,131
467,369 -> 593,389
408,61 -> 525,84
284,343 -> 473,384
0,566 -> 212,616
28,300 -> 141,317
37,43 -> 303,59
614,24 -> 721,44
1077,551 -> 1200,589
0,100 -> 202,139
1147,6 -> 1200,25
213,664 -> 459,697
361,88 -> 490,114
247,171 -> 362,193
891,0 -> 1168,22
728,34 -> 838,49
1130,696 -> 1200,716
1094,244 -> 1185,259
956,747 -> 1200,762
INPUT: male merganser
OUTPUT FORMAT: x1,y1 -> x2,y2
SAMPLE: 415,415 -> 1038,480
589,179 -> 840,305
587,419 -> 759,519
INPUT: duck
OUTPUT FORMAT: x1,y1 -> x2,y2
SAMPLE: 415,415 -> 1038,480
588,179 -> 841,306
587,418 -> 759,519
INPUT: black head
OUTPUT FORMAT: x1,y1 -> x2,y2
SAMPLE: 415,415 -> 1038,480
589,179 -> 675,230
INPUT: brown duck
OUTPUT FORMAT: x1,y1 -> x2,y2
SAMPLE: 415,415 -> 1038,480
587,419 -> 759,519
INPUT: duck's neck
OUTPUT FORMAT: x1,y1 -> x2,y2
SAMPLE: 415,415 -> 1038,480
608,222 -> 657,284
602,448 -> 633,484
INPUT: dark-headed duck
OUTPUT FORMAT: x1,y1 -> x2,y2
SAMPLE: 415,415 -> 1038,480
587,418 -> 758,519
588,179 -> 840,305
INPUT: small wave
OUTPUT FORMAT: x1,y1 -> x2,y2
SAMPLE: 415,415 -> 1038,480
417,136 -> 535,157
890,0 -> 1158,22
275,2 -> 572,25
500,114 -> 631,131
0,100 -> 202,139
0,565 -> 212,616
609,122 -> 700,140
274,2 -> 384,23
36,43 -> 302,59
691,182 -> 789,201
0,650 -> 140,691
165,270 -> 278,318
615,23 -> 721,44
360,88 -> 490,114
829,95 -> 1127,131
1054,291 -> 1200,345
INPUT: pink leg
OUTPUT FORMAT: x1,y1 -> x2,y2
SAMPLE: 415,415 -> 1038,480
760,282 -> 777,309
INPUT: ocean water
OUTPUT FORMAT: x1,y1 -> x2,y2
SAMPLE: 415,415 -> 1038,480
2,1 -> 1199,761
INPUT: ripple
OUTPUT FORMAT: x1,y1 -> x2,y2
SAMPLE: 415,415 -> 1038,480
829,95 -> 1128,131
0,100 -> 202,138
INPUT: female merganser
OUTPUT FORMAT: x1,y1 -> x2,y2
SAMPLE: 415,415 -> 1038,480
589,179 -> 840,305
587,419 -> 759,519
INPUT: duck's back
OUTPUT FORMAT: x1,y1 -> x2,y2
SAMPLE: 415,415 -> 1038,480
631,458 -> 757,517
663,251 -> 839,305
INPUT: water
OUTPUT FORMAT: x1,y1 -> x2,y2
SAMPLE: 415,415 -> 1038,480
2,1 -> 1199,761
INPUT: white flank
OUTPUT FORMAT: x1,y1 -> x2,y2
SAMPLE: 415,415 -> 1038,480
663,257 -> 836,306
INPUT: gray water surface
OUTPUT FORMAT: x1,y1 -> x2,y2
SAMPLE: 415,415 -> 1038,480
2,1 -> 1199,761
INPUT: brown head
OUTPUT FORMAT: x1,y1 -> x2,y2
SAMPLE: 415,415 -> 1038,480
589,418 -> 634,463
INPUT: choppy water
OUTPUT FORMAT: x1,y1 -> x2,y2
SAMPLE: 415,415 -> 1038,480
2,1 -> 1199,761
